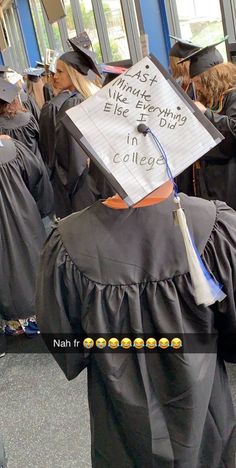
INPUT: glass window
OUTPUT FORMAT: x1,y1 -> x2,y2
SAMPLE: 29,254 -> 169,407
51,22 -> 63,49
101,0 -> 130,61
29,0 -> 49,59
79,0 -> 102,61
64,0 -> 76,38
4,6 -> 28,71
175,0 -> 227,59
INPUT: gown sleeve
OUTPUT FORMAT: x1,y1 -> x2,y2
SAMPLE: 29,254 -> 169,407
203,201 -> 236,361
39,101 -> 57,166
56,114 -> 88,192
23,94 -> 40,122
16,140 -> 54,217
204,92 -> 236,159
36,227 -> 90,380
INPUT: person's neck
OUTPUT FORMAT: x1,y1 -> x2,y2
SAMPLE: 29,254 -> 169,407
103,181 -> 174,209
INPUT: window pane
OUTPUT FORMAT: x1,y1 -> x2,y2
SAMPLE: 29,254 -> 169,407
51,22 -> 63,49
101,0 -> 130,61
64,0 -> 76,38
29,0 -> 49,58
4,7 -> 28,71
79,0 -> 102,61
175,0 -> 227,59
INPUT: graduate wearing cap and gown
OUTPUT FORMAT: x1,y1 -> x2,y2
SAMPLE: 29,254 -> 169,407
24,67 -> 45,114
39,90 -> 71,166
1,66 -> 42,122
39,54 -> 71,167
0,136 -> 54,335
37,56 -> 236,467
177,38 -> 236,210
0,78 -> 41,159
49,38 -> 101,217
169,36 -> 200,96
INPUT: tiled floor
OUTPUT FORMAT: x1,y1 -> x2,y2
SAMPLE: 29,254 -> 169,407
1,336 -> 236,468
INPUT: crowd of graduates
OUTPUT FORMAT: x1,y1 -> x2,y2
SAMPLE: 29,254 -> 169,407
1,34 -> 236,467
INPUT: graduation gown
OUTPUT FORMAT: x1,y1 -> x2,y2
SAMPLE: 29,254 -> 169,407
177,90 -> 236,210
20,90 -> 40,122
39,90 -> 71,166
37,194 -> 236,467
52,93 -> 90,218
0,139 -> 54,320
0,111 -> 41,159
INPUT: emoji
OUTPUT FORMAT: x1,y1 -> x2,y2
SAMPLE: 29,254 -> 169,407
108,338 -> 119,349
121,338 -> 132,349
158,338 -> 170,349
133,338 -> 145,349
83,338 -> 94,349
96,338 -> 107,349
146,338 -> 157,349
171,338 -> 182,349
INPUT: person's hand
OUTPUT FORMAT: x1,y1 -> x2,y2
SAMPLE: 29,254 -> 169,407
194,101 -> 206,113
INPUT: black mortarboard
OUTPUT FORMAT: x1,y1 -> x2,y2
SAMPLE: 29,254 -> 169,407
179,37 -> 227,78
23,67 -> 45,82
169,35 -> 200,59
0,78 -> 18,103
67,32 -> 92,50
60,38 -> 101,77
101,64 -> 127,86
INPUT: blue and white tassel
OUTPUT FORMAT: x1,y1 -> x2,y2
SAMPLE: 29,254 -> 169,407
137,124 -> 226,307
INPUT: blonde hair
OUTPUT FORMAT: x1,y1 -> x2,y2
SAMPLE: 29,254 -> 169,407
62,61 -> 100,98
169,56 -> 191,91
27,78 -> 45,109
192,62 -> 236,111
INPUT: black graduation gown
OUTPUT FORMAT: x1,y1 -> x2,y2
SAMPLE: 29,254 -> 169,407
36,194 -> 236,467
43,83 -> 54,102
0,111 -> 41,158
20,90 -> 40,122
0,139 -> 54,320
39,91 -> 70,166
86,161 -> 116,200
52,93 -> 90,218
177,91 -> 236,210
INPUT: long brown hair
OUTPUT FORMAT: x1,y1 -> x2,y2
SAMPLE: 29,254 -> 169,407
192,62 -> 236,111
169,56 -> 191,91
0,97 -> 27,119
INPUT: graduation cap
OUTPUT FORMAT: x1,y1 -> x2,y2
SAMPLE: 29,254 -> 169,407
179,37 -> 227,78
6,71 -> 23,85
67,32 -> 92,50
60,38 -> 101,77
0,65 -> 13,75
48,50 -> 62,74
23,67 -> 45,82
0,78 -> 18,103
169,35 -> 200,59
62,54 -> 226,307
35,61 -> 45,68
101,64 -> 128,86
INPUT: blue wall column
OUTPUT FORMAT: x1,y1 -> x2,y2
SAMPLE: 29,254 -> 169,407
14,0 -> 41,66
138,0 -> 170,69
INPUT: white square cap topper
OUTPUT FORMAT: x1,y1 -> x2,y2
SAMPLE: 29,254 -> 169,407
64,54 -> 223,205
